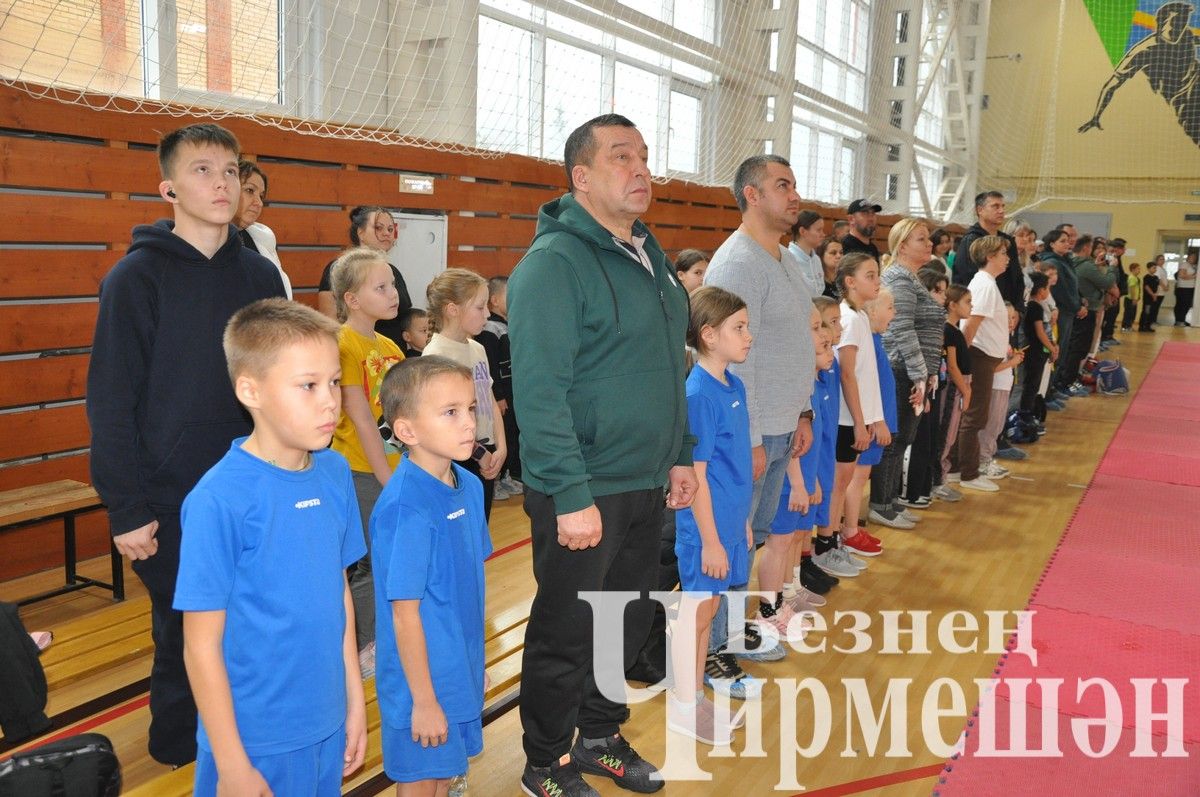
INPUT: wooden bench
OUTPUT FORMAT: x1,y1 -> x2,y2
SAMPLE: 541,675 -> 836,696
0,480 -> 123,605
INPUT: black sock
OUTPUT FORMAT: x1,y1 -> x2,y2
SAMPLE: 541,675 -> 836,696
759,600 -> 777,617
814,535 -> 836,555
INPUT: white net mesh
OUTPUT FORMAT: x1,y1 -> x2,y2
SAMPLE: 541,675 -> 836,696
980,0 -> 1200,213
4,0 -> 1196,218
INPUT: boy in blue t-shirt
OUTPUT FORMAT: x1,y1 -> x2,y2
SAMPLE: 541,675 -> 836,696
371,355 -> 493,789
175,299 -> 367,796
798,297 -> 845,594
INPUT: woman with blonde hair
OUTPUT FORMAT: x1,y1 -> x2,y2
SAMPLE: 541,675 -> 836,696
865,219 -> 946,529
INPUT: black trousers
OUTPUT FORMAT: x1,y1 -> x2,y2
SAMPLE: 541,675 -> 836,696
132,513 -> 198,766
1021,352 -> 1048,414
1101,301 -> 1119,340
870,370 -> 919,511
1122,298 -> 1139,330
903,395 -> 938,501
1175,288 -> 1194,325
520,488 -> 662,766
0,601 -> 50,743
1059,311 -> 1096,389
628,508 -> 680,678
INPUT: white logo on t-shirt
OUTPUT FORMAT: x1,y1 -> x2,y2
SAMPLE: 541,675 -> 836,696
446,508 -> 466,520
731,400 -> 741,408
295,498 -> 321,509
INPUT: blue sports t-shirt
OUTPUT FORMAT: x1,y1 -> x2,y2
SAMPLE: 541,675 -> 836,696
174,441 -> 366,756
816,362 -> 840,492
874,332 -> 898,432
676,366 -> 752,547
372,456 -> 493,729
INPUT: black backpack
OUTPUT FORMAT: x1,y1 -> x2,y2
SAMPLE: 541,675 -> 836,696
0,733 -> 121,797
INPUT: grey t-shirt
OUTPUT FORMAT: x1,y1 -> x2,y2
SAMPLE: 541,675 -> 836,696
705,229 -> 815,445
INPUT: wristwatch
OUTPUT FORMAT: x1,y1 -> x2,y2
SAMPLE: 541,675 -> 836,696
799,410 -> 815,420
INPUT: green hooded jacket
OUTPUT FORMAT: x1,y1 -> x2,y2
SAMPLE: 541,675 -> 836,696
508,193 -> 695,514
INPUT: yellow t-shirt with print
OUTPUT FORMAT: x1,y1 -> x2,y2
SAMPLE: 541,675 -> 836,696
333,325 -> 404,473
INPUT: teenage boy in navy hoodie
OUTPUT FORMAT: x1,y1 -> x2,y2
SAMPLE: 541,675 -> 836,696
86,123 -> 285,766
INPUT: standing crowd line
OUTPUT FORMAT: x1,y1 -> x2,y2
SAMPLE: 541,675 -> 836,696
79,114 -> 1151,797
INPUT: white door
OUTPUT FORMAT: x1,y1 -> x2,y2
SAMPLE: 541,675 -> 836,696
390,212 -> 447,309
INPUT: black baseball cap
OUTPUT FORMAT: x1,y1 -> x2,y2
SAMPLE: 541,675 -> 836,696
1110,238 -> 1126,247
848,198 -> 882,214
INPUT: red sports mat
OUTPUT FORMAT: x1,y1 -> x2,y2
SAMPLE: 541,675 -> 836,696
933,699 -> 1200,796
937,344 -> 1200,795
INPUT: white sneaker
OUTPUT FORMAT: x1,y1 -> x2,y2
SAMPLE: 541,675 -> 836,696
981,460 -> 1010,480
500,475 -> 524,495
896,507 -> 920,523
947,472 -> 962,484
813,549 -> 859,578
960,475 -> 1000,492
835,546 -> 868,571
493,482 -> 513,501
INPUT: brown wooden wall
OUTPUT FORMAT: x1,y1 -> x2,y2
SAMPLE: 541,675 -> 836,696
0,81 -> 908,581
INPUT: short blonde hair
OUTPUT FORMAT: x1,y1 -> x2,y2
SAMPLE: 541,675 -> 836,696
969,235 -> 1007,267
426,268 -> 487,333
865,286 -> 894,315
223,298 -> 339,383
330,246 -> 391,323
888,217 -> 930,258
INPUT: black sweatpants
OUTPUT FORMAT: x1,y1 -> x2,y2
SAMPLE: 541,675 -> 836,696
520,488 -> 662,766
458,455 -> 496,520
1059,311 -> 1096,389
1101,301 -> 1119,340
1122,298 -> 1139,330
870,370 -> 919,512
132,512 -> 198,766
1020,351 -> 1048,414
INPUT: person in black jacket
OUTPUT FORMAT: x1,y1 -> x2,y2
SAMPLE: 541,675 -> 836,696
952,191 -> 1025,309
86,124 -> 285,766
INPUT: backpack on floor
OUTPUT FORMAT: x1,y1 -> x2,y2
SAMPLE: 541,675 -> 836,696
0,733 -> 121,797
1096,359 -> 1130,395
1005,410 -> 1040,445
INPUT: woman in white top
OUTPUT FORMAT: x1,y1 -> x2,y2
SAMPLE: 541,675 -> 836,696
1174,252 -> 1196,326
235,161 -> 292,299
787,210 -> 827,298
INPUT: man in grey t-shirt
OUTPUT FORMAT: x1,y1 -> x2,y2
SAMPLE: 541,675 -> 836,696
704,154 -> 815,658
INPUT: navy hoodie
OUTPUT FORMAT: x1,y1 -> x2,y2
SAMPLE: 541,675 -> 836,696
87,220 -> 285,535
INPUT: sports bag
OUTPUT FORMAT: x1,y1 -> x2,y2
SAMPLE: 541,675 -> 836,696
0,733 -> 121,797
1096,359 -> 1129,395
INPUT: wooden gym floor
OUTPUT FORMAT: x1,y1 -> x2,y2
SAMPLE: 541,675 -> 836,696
2,325 -> 1183,796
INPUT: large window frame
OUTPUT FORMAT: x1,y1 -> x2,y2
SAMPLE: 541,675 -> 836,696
477,0 -> 716,181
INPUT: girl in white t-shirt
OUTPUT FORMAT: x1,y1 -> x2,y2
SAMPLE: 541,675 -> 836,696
977,303 -> 1025,480
813,252 -> 884,579
423,268 -> 508,519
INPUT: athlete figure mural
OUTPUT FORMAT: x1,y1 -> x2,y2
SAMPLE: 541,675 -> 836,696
1079,1 -> 1200,146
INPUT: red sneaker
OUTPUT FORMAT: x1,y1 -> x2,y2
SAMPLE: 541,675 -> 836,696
842,530 -> 883,557
860,528 -> 882,545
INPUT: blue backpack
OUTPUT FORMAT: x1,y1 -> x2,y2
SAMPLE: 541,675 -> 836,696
1096,359 -> 1129,395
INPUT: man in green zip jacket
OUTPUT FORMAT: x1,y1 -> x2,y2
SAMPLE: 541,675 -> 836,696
509,114 -> 698,797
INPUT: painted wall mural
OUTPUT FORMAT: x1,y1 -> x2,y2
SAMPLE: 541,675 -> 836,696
1079,0 -> 1200,145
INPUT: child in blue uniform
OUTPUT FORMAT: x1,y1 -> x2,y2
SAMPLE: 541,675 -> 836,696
671,286 -> 754,747
767,305 -> 836,621
176,299 -> 367,796
798,297 -> 846,595
371,355 -> 493,791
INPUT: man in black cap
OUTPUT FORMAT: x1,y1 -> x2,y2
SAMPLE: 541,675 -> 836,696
841,199 -> 882,260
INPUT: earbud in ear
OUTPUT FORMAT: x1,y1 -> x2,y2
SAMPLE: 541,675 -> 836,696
166,189 -> 176,198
